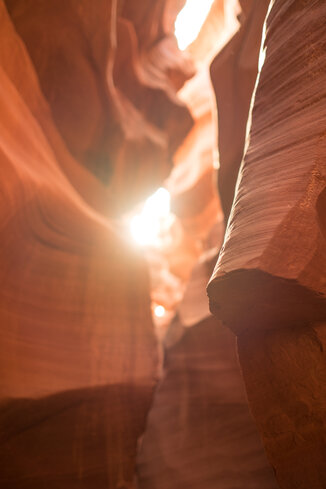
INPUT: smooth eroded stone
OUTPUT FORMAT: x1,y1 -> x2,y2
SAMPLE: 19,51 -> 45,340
138,316 -> 278,489
5,0 -> 193,212
0,385 -> 153,489
238,322 -> 326,489
208,0 -> 326,334
210,0 -> 270,221
0,3 -> 158,486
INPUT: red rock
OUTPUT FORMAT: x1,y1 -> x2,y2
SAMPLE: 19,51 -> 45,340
5,0 -> 193,213
0,3 -> 158,487
0,385 -> 153,489
138,316 -> 278,489
238,322 -> 326,489
208,0 -> 326,334
210,0 -> 270,221
208,1 -> 326,487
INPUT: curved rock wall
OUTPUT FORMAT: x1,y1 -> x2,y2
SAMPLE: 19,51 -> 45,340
208,1 -> 326,487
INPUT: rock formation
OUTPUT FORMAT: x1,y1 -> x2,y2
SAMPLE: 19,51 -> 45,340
208,0 -> 326,487
138,257 -> 278,489
0,0 -> 193,487
210,0 -> 270,222
5,0 -> 194,213
2,0 -> 326,487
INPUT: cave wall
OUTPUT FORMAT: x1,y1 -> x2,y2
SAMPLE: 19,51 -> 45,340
137,254 -> 278,489
5,0 -> 194,213
1,0 -> 326,487
0,0 -> 194,487
208,0 -> 326,487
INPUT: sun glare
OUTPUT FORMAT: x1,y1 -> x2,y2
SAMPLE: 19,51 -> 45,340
154,305 -> 166,318
175,0 -> 215,50
130,187 -> 171,246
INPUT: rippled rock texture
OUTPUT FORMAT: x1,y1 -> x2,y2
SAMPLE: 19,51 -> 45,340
0,0 -> 194,486
138,315 -> 278,489
5,0 -> 194,214
208,0 -> 326,332
210,0 -> 270,222
208,1 -> 326,487
3,0 -> 325,487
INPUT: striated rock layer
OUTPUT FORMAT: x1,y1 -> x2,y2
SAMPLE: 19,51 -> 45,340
208,0 -> 326,333
138,316 -> 279,489
138,251 -> 278,488
5,0 -> 193,214
210,0 -> 270,222
0,2 -> 160,487
208,1 -> 326,487
237,322 -> 326,489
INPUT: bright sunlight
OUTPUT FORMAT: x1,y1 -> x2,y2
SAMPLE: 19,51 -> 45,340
130,187 -> 171,246
175,0 -> 215,50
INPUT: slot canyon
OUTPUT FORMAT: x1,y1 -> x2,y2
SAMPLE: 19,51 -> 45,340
0,1 -> 326,488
